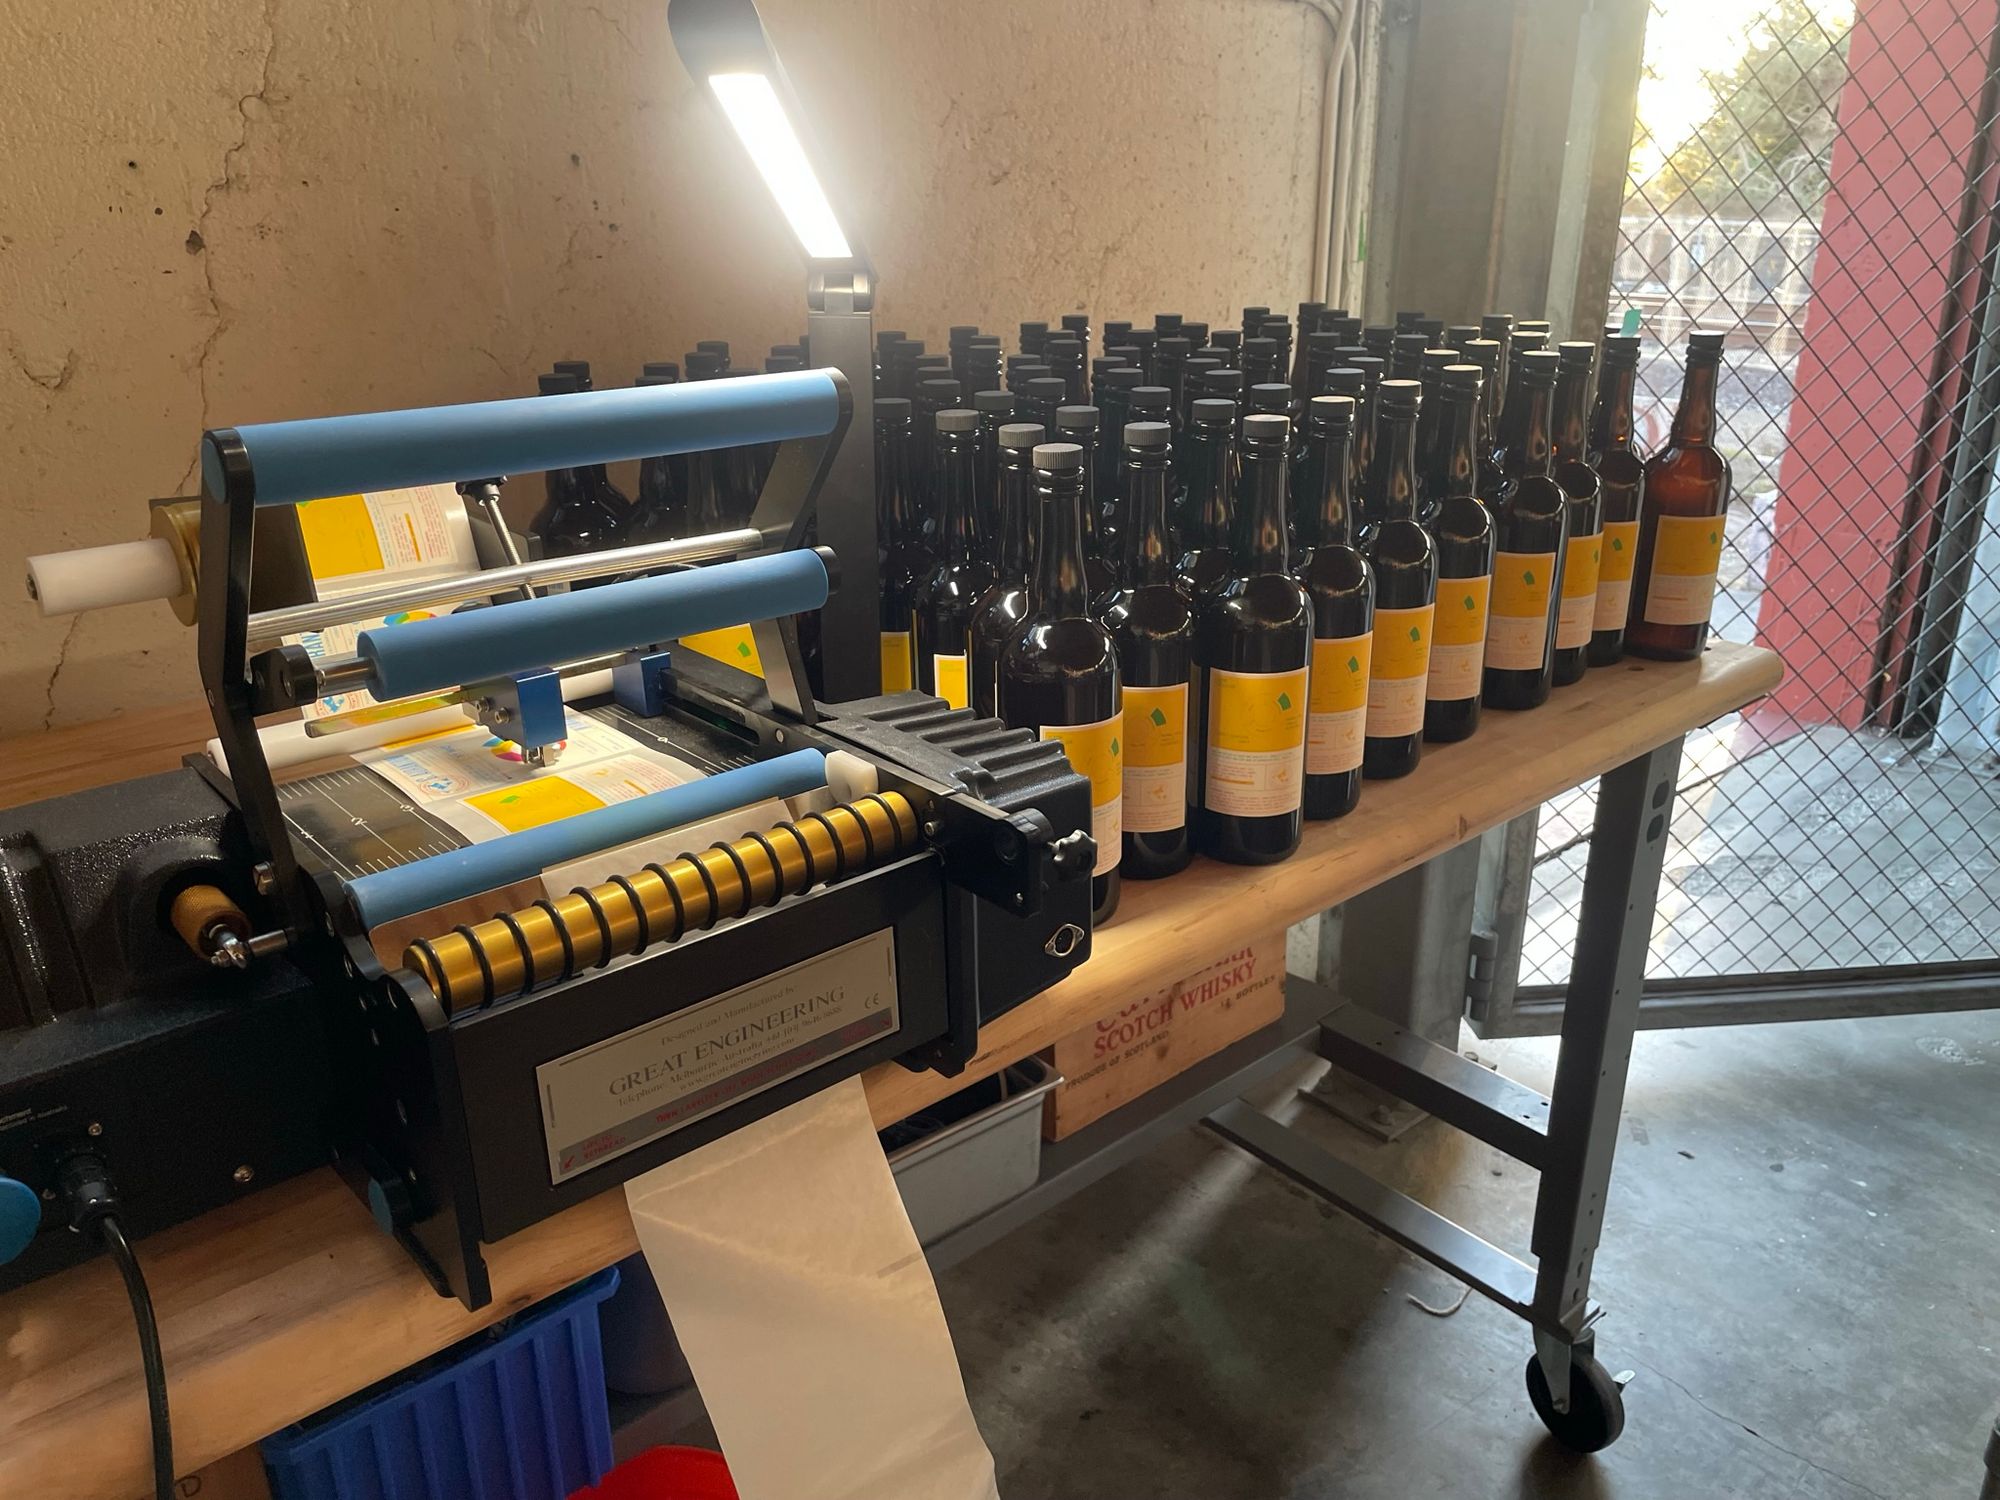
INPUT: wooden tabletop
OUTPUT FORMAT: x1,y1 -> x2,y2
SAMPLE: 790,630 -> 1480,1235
0,643 -> 1781,1499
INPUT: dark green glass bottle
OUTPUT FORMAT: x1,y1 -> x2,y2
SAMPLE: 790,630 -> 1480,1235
968,421 -> 1043,716
912,411 -> 993,710
1587,335 -> 1646,665
1296,396 -> 1374,819
1419,365 -> 1497,744
1176,397 -> 1239,599
1359,380 -> 1439,778
1550,341 -> 1603,686
1482,350 -> 1568,709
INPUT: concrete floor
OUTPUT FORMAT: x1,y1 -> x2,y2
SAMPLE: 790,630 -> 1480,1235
936,1005 -> 2000,1498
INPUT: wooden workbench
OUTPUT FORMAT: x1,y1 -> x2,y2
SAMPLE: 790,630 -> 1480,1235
0,643 -> 1781,1499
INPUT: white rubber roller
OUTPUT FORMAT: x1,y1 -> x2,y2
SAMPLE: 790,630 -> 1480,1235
26,538 -> 184,616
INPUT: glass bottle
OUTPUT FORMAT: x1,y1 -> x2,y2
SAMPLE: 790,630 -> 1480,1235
1101,421 -> 1194,878
1193,413 -> 1313,863
913,410 -> 994,710
1056,405 -> 1114,604
1587,335 -> 1646,665
1000,443 -> 1123,924
629,371 -> 688,544
874,397 -> 926,692
1420,365 -> 1497,743
1359,379 -> 1439,777
1550,341 -> 1603,686
1482,350 -> 1568,709
968,422 -> 1043,716
1176,397 -> 1239,599
1628,329 -> 1731,659
1296,396 -> 1374,818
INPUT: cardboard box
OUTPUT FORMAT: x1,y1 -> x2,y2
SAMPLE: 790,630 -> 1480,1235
1042,931 -> 1287,1140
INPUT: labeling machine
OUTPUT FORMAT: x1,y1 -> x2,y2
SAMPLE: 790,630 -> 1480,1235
1,368 -> 1095,1308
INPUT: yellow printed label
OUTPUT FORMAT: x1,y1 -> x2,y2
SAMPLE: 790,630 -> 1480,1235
932,653 -> 969,710
1644,513 -> 1726,626
296,494 -> 386,579
1367,605 -> 1434,737
1122,683 -> 1188,834
1205,666 -> 1309,817
1308,633 -> 1371,775
1427,575 -> 1490,703
1594,519 -> 1641,632
682,626 -> 764,676
463,775 -> 607,834
1042,711 -> 1123,875
880,631 -> 913,692
1486,550 -> 1557,670
1556,532 -> 1603,649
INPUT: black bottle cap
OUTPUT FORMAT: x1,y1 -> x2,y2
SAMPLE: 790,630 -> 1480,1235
1213,330 -> 1242,350
1441,363 -> 1485,392
917,377 -> 963,400
766,355 -> 803,372
1394,332 -> 1429,355
1422,348 -> 1460,374
973,389 -> 1015,413
1033,442 -> 1083,471
1557,340 -> 1597,368
1157,336 -> 1194,357
1154,313 -> 1184,331
770,343 -> 804,359
636,373 -> 676,388
1377,377 -> 1423,413
1323,368 -> 1364,396
1244,336 -> 1279,356
1480,313 -> 1514,334
968,333 -> 1003,347
914,354 -> 952,370
1445,325 -> 1481,348
695,341 -> 730,360
1092,356 -> 1130,373
684,350 -> 723,377
1128,328 -> 1157,350
1124,421 -> 1171,449
1414,318 -> 1443,340
641,361 -> 680,381
1045,334 -> 1082,351
999,422 -> 1044,449
875,397 -> 912,419
1517,349 -> 1561,383
1196,345 -> 1231,362
935,408 -> 979,434
1192,397 -> 1236,425
1242,306 -> 1270,323
1181,321 -> 1210,346
1602,335 -> 1642,363
1687,328 -> 1728,354
1201,368 -> 1245,394
1055,405 -> 1100,432
1025,377 -> 1069,402
1243,413 -> 1290,441
949,325 -> 979,345
1514,332 -> 1549,353
1103,367 -> 1143,389
1249,382 -> 1292,412
553,359 -> 594,385
1310,394 -> 1356,427
1348,356 -> 1385,381
875,329 -> 907,350
538,373 -> 580,395
1011,363 -> 1052,383
1307,331 -> 1343,350
1183,357 -> 1223,379
1060,313 -> 1091,334
1103,321 -> 1133,342
1517,319 -> 1553,334
1020,321 -> 1049,337
891,338 -> 926,355
1130,385 -> 1173,412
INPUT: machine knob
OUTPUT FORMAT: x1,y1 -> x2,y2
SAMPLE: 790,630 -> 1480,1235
0,1177 -> 42,1264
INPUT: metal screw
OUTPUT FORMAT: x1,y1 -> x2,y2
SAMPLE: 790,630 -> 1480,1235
774,728 -> 787,744
41,1187 -> 54,1201
232,1164 -> 254,1185
253,862 -> 276,896
86,1121 -> 103,1137
922,819 -> 943,840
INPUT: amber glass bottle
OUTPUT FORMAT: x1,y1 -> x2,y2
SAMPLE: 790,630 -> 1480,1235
1550,341 -> 1603,686
1420,365 -> 1496,743
1295,396 -> 1374,818
1587,335 -> 1646,665
967,422 -> 1043,716
1628,329 -> 1731,659
913,411 -> 994,709
1482,351 -> 1568,709
1359,380 -> 1438,778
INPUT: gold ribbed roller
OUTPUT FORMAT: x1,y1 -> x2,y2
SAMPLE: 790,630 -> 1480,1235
404,790 -> 920,1013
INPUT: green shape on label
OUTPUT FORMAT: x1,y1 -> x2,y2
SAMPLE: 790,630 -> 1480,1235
1110,737 -> 1120,756
1522,568 -> 1536,586
1276,692 -> 1292,712
1408,625 -> 1422,642
735,640 -> 753,659
1148,707 -> 1167,727
1462,593 -> 1476,611
1611,536 -> 1625,552
1346,655 -> 1361,674
1708,529 -> 1719,545
500,793 -> 520,804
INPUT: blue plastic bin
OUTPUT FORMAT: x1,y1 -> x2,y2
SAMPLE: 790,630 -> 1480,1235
261,1267 -> 619,1500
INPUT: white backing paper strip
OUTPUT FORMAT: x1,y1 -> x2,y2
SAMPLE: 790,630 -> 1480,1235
625,1076 -> 1000,1500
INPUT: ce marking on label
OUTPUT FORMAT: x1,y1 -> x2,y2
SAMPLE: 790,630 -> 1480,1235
863,991 -> 887,1011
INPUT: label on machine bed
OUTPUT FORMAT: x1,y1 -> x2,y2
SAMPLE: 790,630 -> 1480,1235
535,929 -> 900,1184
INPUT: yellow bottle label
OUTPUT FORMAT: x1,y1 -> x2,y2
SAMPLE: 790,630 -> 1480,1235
880,631 -> 914,693
682,625 -> 764,676
932,652 -> 969,710
1594,520 -> 1641,631
1427,575 -> 1491,703
1204,665 -> 1309,817
1644,513 -> 1725,626
1121,683 -> 1188,834
1366,604 -> 1434,738
464,774 -> 607,834
1041,710 -> 1123,875
1308,633 -> 1371,775
1486,550 -> 1557,670
296,494 -> 386,579
1556,531 -> 1603,649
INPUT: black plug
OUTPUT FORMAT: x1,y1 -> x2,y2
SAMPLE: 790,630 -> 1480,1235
57,1151 -> 118,1234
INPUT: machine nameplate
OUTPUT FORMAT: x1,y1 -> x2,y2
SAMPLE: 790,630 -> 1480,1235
537,929 -> 899,1183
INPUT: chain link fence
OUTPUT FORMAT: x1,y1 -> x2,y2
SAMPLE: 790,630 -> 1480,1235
1522,0 -> 2000,987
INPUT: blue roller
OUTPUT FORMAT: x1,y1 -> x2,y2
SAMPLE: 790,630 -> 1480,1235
356,550 -> 827,700
203,369 -> 842,506
347,748 -> 827,928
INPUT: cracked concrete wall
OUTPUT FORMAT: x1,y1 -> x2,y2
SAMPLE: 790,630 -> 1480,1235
0,0 -> 1333,732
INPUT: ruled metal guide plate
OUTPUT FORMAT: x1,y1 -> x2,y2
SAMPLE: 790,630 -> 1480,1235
278,766 -> 467,883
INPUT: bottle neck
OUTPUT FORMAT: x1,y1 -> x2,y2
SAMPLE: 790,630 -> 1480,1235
1502,383 -> 1554,480
1369,406 -> 1421,520
996,454 -> 1035,579
877,424 -> 918,543
1433,391 -> 1479,500
1187,424 -> 1237,548
1590,360 -> 1637,454
1236,439 -> 1292,572
1671,355 -> 1719,445
1122,453 -> 1175,586
1303,422 -> 1355,548
934,433 -> 978,561
1032,471 -> 1092,618
1553,366 -> 1591,462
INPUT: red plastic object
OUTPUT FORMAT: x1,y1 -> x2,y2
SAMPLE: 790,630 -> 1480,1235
571,1445 -> 739,1500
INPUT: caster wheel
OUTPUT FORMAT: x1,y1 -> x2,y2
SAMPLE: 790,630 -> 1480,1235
1525,1346 -> 1626,1453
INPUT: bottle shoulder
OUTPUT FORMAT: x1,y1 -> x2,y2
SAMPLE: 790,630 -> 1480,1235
1002,614 -> 1120,677
1431,496 -> 1494,548
1502,475 -> 1569,522
1298,544 -> 1374,596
